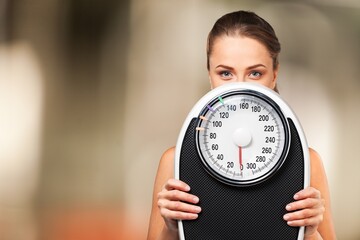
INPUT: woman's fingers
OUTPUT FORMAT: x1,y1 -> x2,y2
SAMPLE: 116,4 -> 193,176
292,187 -> 321,200
160,207 -> 199,220
157,178 -> 201,222
158,189 -> 199,204
158,199 -> 202,220
284,186 -> 325,236
285,197 -> 323,212
286,214 -> 323,227
158,198 -> 201,213
284,206 -> 324,222
163,178 -> 190,192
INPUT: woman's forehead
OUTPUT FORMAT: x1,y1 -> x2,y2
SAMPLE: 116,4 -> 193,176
210,36 -> 273,67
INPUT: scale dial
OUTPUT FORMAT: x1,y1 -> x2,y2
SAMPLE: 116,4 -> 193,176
196,90 -> 290,186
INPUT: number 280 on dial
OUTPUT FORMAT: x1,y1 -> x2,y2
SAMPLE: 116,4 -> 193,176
195,91 -> 290,186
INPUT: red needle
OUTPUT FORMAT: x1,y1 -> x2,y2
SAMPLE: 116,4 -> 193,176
239,146 -> 243,171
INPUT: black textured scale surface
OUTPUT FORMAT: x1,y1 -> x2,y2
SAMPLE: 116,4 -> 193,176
179,118 -> 304,240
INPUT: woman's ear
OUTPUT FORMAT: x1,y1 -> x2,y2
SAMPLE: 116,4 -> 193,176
209,73 -> 214,89
272,64 -> 280,90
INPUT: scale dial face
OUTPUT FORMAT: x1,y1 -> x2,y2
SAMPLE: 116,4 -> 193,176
196,90 -> 290,186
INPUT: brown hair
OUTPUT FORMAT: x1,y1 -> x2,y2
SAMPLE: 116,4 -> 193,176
206,10 -> 281,71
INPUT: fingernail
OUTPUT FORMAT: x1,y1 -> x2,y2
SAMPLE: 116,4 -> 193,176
283,214 -> 290,220
287,221 -> 293,226
193,197 -> 199,203
286,205 -> 292,211
195,206 -> 202,212
185,185 -> 191,191
294,194 -> 299,200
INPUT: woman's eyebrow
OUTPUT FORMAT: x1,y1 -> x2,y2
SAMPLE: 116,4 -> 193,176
215,64 -> 267,70
246,64 -> 267,70
215,64 -> 235,70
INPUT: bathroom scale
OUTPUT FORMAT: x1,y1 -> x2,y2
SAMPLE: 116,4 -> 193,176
175,82 -> 310,240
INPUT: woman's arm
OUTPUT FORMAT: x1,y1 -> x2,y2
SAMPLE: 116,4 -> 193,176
283,148 -> 336,239
147,148 -> 176,240
309,149 -> 336,239
147,147 -> 201,240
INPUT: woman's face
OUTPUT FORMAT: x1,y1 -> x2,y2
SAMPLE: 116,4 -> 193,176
208,36 -> 278,89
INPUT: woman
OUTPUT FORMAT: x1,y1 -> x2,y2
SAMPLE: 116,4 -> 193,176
147,10 -> 336,240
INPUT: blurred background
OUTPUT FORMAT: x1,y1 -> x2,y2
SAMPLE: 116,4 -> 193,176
1,0 -> 359,239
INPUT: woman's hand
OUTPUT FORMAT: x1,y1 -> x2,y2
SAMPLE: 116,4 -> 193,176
283,187 -> 325,239
157,178 -> 201,232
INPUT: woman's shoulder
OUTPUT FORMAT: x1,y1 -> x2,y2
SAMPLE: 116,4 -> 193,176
160,147 -> 175,165
309,147 -> 324,172
308,147 -> 328,188
155,147 -> 176,181
309,147 -> 321,160
161,147 -> 175,158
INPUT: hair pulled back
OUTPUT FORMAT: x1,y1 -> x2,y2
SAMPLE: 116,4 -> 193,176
207,10 -> 281,70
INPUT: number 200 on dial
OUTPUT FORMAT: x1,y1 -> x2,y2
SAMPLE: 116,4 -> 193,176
196,91 -> 290,186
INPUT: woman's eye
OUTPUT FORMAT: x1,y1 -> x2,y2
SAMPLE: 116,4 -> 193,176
220,71 -> 233,79
249,71 -> 262,79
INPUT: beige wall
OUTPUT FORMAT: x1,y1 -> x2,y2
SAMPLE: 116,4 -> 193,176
1,0 -> 359,239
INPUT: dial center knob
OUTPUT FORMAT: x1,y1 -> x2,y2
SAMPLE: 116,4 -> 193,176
232,128 -> 252,147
